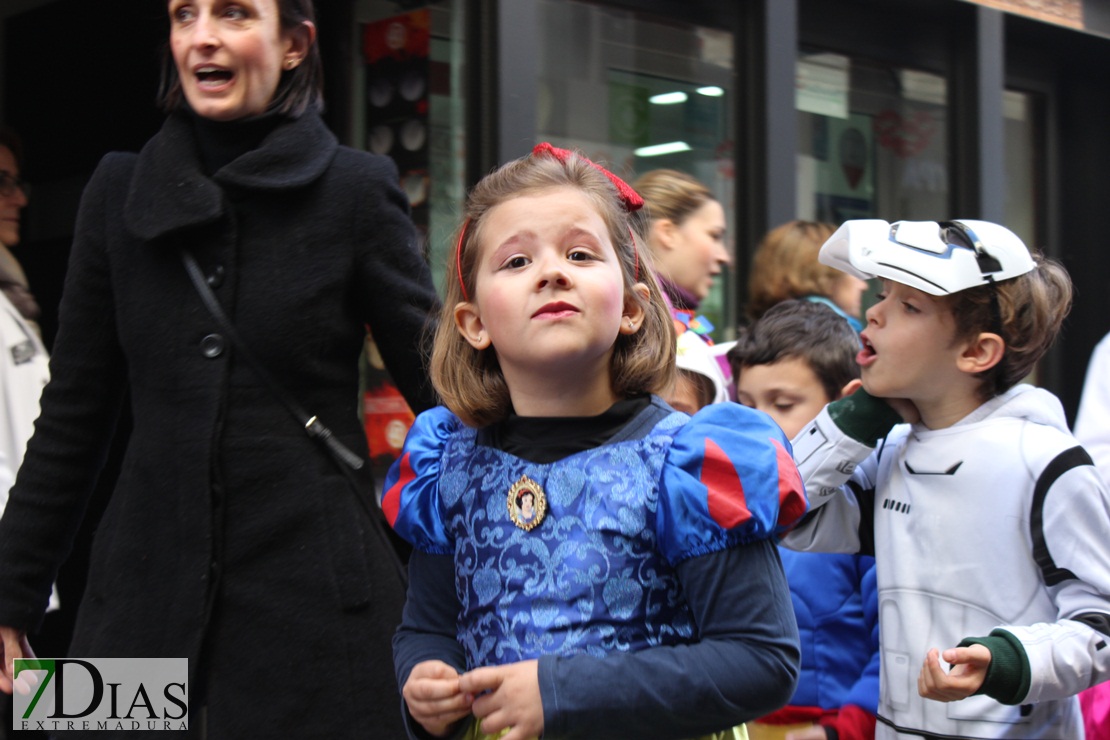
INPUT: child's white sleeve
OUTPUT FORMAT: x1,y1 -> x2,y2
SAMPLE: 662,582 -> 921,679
997,455 -> 1110,704
780,405 -> 881,555
1074,332 -> 1110,483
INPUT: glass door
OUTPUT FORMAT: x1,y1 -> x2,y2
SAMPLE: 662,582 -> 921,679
533,0 -> 737,335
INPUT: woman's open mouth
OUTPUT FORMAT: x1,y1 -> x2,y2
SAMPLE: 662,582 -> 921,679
195,66 -> 235,90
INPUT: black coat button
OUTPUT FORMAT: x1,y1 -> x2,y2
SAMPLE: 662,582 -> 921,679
200,333 -> 225,358
206,265 -> 225,288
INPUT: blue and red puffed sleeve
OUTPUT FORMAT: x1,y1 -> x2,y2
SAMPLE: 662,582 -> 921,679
657,403 -> 808,565
381,406 -> 461,555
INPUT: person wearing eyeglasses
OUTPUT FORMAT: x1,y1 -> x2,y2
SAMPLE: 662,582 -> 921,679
0,130 -> 37,340
0,126 -> 51,740
0,127 -> 47,498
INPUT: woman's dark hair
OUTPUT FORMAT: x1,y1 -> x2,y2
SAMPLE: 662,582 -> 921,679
0,127 -> 25,169
158,0 -> 324,117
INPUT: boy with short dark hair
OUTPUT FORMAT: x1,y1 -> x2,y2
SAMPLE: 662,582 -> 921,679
784,219 -> 1110,739
730,299 -> 862,443
730,299 -> 879,740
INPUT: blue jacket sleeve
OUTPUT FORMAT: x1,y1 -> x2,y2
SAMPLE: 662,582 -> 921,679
538,539 -> 800,739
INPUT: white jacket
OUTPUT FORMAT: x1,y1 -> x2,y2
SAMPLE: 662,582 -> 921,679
1075,331 -> 1110,483
783,385 -> 1110,739
0,289 -> 49,506
0,289 -> 55,610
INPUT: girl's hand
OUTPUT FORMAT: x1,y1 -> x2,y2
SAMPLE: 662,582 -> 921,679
784,726 -> 828,740
918,645 -> 991,702
0,625 -> 36,695
402,660 -> 474,738
458,659 -> 542,740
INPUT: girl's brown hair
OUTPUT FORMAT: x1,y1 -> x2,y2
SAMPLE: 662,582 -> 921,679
432,150 -> 676,427
946,252 -> 1073,400
746,220 -> 847,320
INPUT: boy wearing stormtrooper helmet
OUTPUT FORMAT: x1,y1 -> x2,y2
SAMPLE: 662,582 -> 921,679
782,219 -> 1110,739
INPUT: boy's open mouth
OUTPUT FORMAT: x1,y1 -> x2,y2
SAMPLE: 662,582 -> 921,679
857,336 -> 877,366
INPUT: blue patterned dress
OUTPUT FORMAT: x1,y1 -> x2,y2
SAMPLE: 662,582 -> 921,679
386,397 -> 807,739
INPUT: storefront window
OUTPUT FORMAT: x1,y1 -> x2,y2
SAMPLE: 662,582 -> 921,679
796,50 -> 1044,333
354,0 -> 466,481
796,51 -> 949,223
355,0 -> 467,296
1002,89 -> 1041,248
535,0 -> 736,336
796,54 -> 1042,239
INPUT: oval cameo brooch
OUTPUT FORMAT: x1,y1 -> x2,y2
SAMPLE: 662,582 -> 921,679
507,476 -> 547,532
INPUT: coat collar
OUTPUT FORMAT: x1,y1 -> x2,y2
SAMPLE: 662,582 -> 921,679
125,109 -> 338,243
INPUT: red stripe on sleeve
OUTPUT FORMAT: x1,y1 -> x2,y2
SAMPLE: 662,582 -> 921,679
702,438 -> 752,529
772,438 -> 808,526
381,452 -> 413,527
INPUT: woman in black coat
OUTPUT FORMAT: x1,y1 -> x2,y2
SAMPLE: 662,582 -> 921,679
0,1 -> 438,736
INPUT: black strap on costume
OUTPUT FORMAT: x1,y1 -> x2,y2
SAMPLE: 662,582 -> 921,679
182,249 -> 365,471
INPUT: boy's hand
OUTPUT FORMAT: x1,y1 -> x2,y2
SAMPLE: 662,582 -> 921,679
459,659 -> 542,740
918,645 -> 991,702
402,660 -> 473,738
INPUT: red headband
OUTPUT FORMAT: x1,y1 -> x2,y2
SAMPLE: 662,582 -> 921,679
532,142 -> 645,211
456,142 -> 643,302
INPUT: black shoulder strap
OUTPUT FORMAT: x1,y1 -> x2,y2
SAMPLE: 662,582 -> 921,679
181,249 -> 365,472
182,251 -> 412,580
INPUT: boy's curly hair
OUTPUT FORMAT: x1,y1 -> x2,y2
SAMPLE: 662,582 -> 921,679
946,252 -> 1072,400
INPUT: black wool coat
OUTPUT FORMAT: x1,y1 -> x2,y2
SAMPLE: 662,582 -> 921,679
0,110 -> 440,737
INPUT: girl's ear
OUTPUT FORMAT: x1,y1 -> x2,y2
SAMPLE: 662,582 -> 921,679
650,219 -> 679,252
619,283 -> 651,335
454,302 -> 491,349
957,332 -> 1005,375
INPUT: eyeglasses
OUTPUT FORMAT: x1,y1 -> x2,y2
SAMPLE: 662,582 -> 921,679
0,172 -> 29,198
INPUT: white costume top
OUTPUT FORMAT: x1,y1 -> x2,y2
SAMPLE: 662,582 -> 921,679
783,385 -> 1110,739
1075,331 -> 1110,482
0,288 -> 55,610
0,288 -> 48,507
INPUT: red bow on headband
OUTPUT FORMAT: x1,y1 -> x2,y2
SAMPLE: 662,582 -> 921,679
532,142 -> 645,212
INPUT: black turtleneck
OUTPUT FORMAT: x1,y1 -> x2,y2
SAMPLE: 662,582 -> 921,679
477,395 -> 656,464
189,108 -> 283,176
